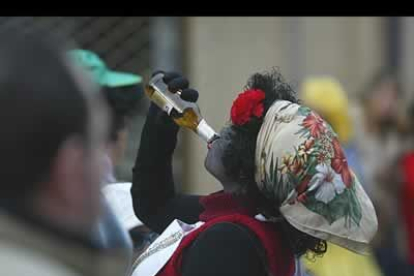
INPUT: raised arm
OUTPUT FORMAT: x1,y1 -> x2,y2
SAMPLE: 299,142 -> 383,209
131,72 -> 204,233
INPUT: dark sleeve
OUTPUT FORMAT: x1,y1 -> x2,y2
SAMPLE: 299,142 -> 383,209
131,104 -> 204,234
181,223 -> 267,276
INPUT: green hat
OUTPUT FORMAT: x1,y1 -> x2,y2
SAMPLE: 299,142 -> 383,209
68,49 -> 142,88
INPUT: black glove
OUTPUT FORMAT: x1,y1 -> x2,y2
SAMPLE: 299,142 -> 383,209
152,70 -> 199,102
147,71 -> 199,126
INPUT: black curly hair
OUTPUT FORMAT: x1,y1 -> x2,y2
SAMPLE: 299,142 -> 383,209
102,85 -> 143,142
221,68 -> 327,258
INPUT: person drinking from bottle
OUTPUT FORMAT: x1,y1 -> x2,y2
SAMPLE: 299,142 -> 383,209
131,69 -> 378,276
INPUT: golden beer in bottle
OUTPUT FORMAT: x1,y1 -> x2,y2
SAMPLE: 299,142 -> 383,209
145,73 -> 219,143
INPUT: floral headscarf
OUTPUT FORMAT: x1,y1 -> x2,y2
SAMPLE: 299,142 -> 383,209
255,100 -> 378,254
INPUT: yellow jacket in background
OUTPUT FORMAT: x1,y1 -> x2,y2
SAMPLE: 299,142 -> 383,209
303,243 -> 383,276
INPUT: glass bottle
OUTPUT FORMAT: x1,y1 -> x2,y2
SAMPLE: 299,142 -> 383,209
145,73 -> 219,143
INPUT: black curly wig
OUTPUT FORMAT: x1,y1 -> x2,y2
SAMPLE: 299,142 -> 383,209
221,68 -> 327,258
102,85 -> 143,142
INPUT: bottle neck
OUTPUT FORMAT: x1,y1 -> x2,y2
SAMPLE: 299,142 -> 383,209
196,119 -> 218,143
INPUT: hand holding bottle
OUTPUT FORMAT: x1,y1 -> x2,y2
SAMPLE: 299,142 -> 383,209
145,71 -> 219,144
149,70 -> 199,107
145,71 -> 199,131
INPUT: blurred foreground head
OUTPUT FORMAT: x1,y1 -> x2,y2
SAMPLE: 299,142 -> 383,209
0,30 -> 109,235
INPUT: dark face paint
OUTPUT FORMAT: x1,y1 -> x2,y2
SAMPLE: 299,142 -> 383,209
204,126 -> 236,186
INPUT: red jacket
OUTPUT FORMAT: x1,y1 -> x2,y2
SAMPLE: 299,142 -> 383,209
157,192 -> 295,276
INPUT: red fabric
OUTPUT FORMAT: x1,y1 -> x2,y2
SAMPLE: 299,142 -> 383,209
401,153 -> 414,264
198,190 -> 258,221
230,89 -> 265,126
157,191 -> 295,276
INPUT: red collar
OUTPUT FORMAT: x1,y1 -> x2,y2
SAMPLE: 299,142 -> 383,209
199,191 -> 258,222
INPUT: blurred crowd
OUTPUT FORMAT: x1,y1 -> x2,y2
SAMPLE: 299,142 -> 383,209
300,73 -> 414,276
0,27 -> 413,276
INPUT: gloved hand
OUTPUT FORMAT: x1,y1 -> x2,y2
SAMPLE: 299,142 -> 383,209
147,71 -> 199,127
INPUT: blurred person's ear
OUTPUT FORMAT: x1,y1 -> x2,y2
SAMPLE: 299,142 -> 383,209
50,135 -> 87,199
44,135 -> 100,230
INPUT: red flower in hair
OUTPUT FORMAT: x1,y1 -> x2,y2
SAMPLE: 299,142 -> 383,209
231,89 -> 265,126
331,138 -> 353,187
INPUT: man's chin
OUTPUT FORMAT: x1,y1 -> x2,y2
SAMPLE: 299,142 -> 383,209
204,158 -> 218,180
